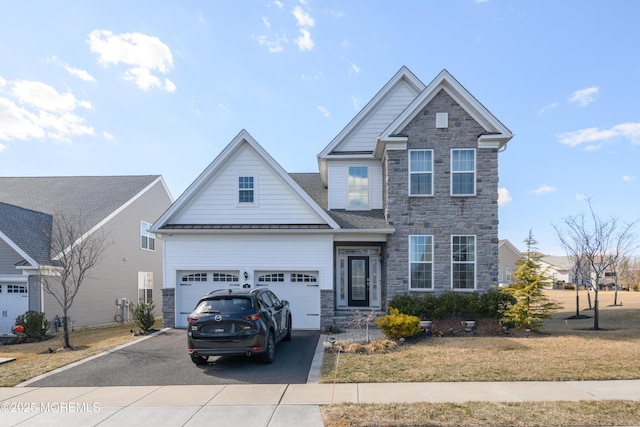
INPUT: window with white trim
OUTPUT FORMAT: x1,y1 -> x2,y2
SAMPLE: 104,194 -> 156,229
140,221 -> 155,251
409,150 -> 433,196
409,235 -> 433,290
138,272 -> 153,303
348,166 -> 369,208
451,149 -> 475,196
212,273 -> 239,282
7,284 -> 27,293
238,176 -> 254,203
257,273 -> 285,282
452,235 -> 476,289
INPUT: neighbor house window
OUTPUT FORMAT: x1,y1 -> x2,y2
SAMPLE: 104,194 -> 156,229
410,235 -> 433,290
140,221 -> 155,251
238,176 -> 254,203
452,235 -> 475,289
138,272 -> 153,303
451,149 -> 475,195
409,150 -> 433,196
348,166 -> 369,208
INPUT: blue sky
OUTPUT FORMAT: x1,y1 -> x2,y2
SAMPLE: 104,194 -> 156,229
1,1 -> 639,255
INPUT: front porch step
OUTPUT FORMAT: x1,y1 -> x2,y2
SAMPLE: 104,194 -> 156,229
328,309 -> 386,331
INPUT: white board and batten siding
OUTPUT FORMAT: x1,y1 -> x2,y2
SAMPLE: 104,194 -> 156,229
172,144 -> 324,225
327,161 -> 383,210
167,234 -> 332,330
331,79 -> 419,153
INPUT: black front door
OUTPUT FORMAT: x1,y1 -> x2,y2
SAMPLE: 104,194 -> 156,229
348,256 -> 369,307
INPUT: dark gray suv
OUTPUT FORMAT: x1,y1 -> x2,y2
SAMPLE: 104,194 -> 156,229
187,288 -> 292,365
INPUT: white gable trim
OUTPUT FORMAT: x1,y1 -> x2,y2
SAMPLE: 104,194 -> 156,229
152,130 -> 340,231
0,230 -> 38,268
381,69 -> 514,149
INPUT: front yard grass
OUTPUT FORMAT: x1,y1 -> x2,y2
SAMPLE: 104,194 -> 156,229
320,290 -> 640,426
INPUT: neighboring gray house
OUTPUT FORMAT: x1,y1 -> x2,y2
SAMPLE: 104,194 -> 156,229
152,67 -> 514,330
0,176 -> 173,334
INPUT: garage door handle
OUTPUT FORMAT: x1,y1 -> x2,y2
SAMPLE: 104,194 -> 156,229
307,313 -> 319,316
307,284 -> 319,287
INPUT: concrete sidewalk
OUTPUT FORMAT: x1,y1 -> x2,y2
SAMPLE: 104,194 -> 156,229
2,380 -> 640,426
2,329 -> 640,426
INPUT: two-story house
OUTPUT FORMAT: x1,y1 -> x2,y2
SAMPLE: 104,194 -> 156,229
0,176 -> 172,334
152,67 -> 513,330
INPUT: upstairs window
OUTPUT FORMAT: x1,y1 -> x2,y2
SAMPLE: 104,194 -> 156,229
409,150 -> 433,196
451,149 -> 475,196
238,176 -> 254,203
140,221 -> 155,251
348,166 -> 369,208
452,235 -> 476,289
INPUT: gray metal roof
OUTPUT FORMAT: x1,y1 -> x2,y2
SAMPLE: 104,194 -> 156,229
290,173 -> 393,231
0,175 -> 160,266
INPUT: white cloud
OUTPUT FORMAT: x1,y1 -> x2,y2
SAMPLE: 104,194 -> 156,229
0,79 -> 94,142
539,102 -> 557,114
558,122 -> 640,147
531,185 -> 558,195
498,187 -> 512,206
623,175 -> 636,182
103,131 -> 115,141
569,86 -> 599,107
292,6 -> 315,27
12,80 -> 93,112
352,95 -> 361,111
576,193 -> 589,201
294,28 -> 314,51
349,63 -> 360,74
50,57 -> 96,82
317,105 -> 330,118
262,16 -> 271,29
271,0 -> 283,8
253,34 -> 287,53
0,143 -> 7,152
88,30 -> 175,92
292,5 -> 314,51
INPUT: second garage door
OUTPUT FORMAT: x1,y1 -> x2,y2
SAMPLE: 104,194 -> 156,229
255,271 -> 320,330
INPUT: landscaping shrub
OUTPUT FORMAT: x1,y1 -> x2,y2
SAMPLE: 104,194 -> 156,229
376,308 -> 421,339
389,289 -> 515,320
130,302 -> 156,332
15,311 -> 50,339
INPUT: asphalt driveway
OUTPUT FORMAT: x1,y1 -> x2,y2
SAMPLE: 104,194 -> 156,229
25,329 -> 320,387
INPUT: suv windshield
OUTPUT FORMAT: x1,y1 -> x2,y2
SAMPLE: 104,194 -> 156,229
194,297 -> 253,315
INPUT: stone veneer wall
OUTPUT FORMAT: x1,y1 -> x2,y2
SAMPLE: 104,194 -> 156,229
383,89 -> 500,301
161,288 -> 175,328
320,289 -> 335,331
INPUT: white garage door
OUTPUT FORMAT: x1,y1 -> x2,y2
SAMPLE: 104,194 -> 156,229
176,272 -> 240,328
0,283 -> 29,335
255,271 -> 320,330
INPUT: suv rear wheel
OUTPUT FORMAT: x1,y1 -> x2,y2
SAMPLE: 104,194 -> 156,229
260,331 -> 275,364
283,315 -> 292,341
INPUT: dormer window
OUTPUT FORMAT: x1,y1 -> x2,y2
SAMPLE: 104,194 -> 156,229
348,166 -> 369,208
238,176 -> 254,203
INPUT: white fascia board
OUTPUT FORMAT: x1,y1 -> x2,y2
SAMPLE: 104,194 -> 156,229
152,129 -> 340,231
381,69 -> 513,147
373,136 -> 408,159
0,230 -> 38,268
333,229 -> 394,242
318,66 -> 425,159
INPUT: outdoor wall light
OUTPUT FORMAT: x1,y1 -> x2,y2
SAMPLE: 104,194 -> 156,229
243,271 -> 249,279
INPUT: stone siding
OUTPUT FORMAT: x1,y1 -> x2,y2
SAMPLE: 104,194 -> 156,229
383,89 -> 499,301
161,288 -> 175,328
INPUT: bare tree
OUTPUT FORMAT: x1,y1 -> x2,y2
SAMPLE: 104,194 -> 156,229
553,222 -> 590,319
618,255 -> 640,292
555,199 -> 636,330
40,213 -> 108,349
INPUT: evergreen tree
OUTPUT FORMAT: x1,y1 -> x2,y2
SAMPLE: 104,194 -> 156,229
501,231 -> 562,331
